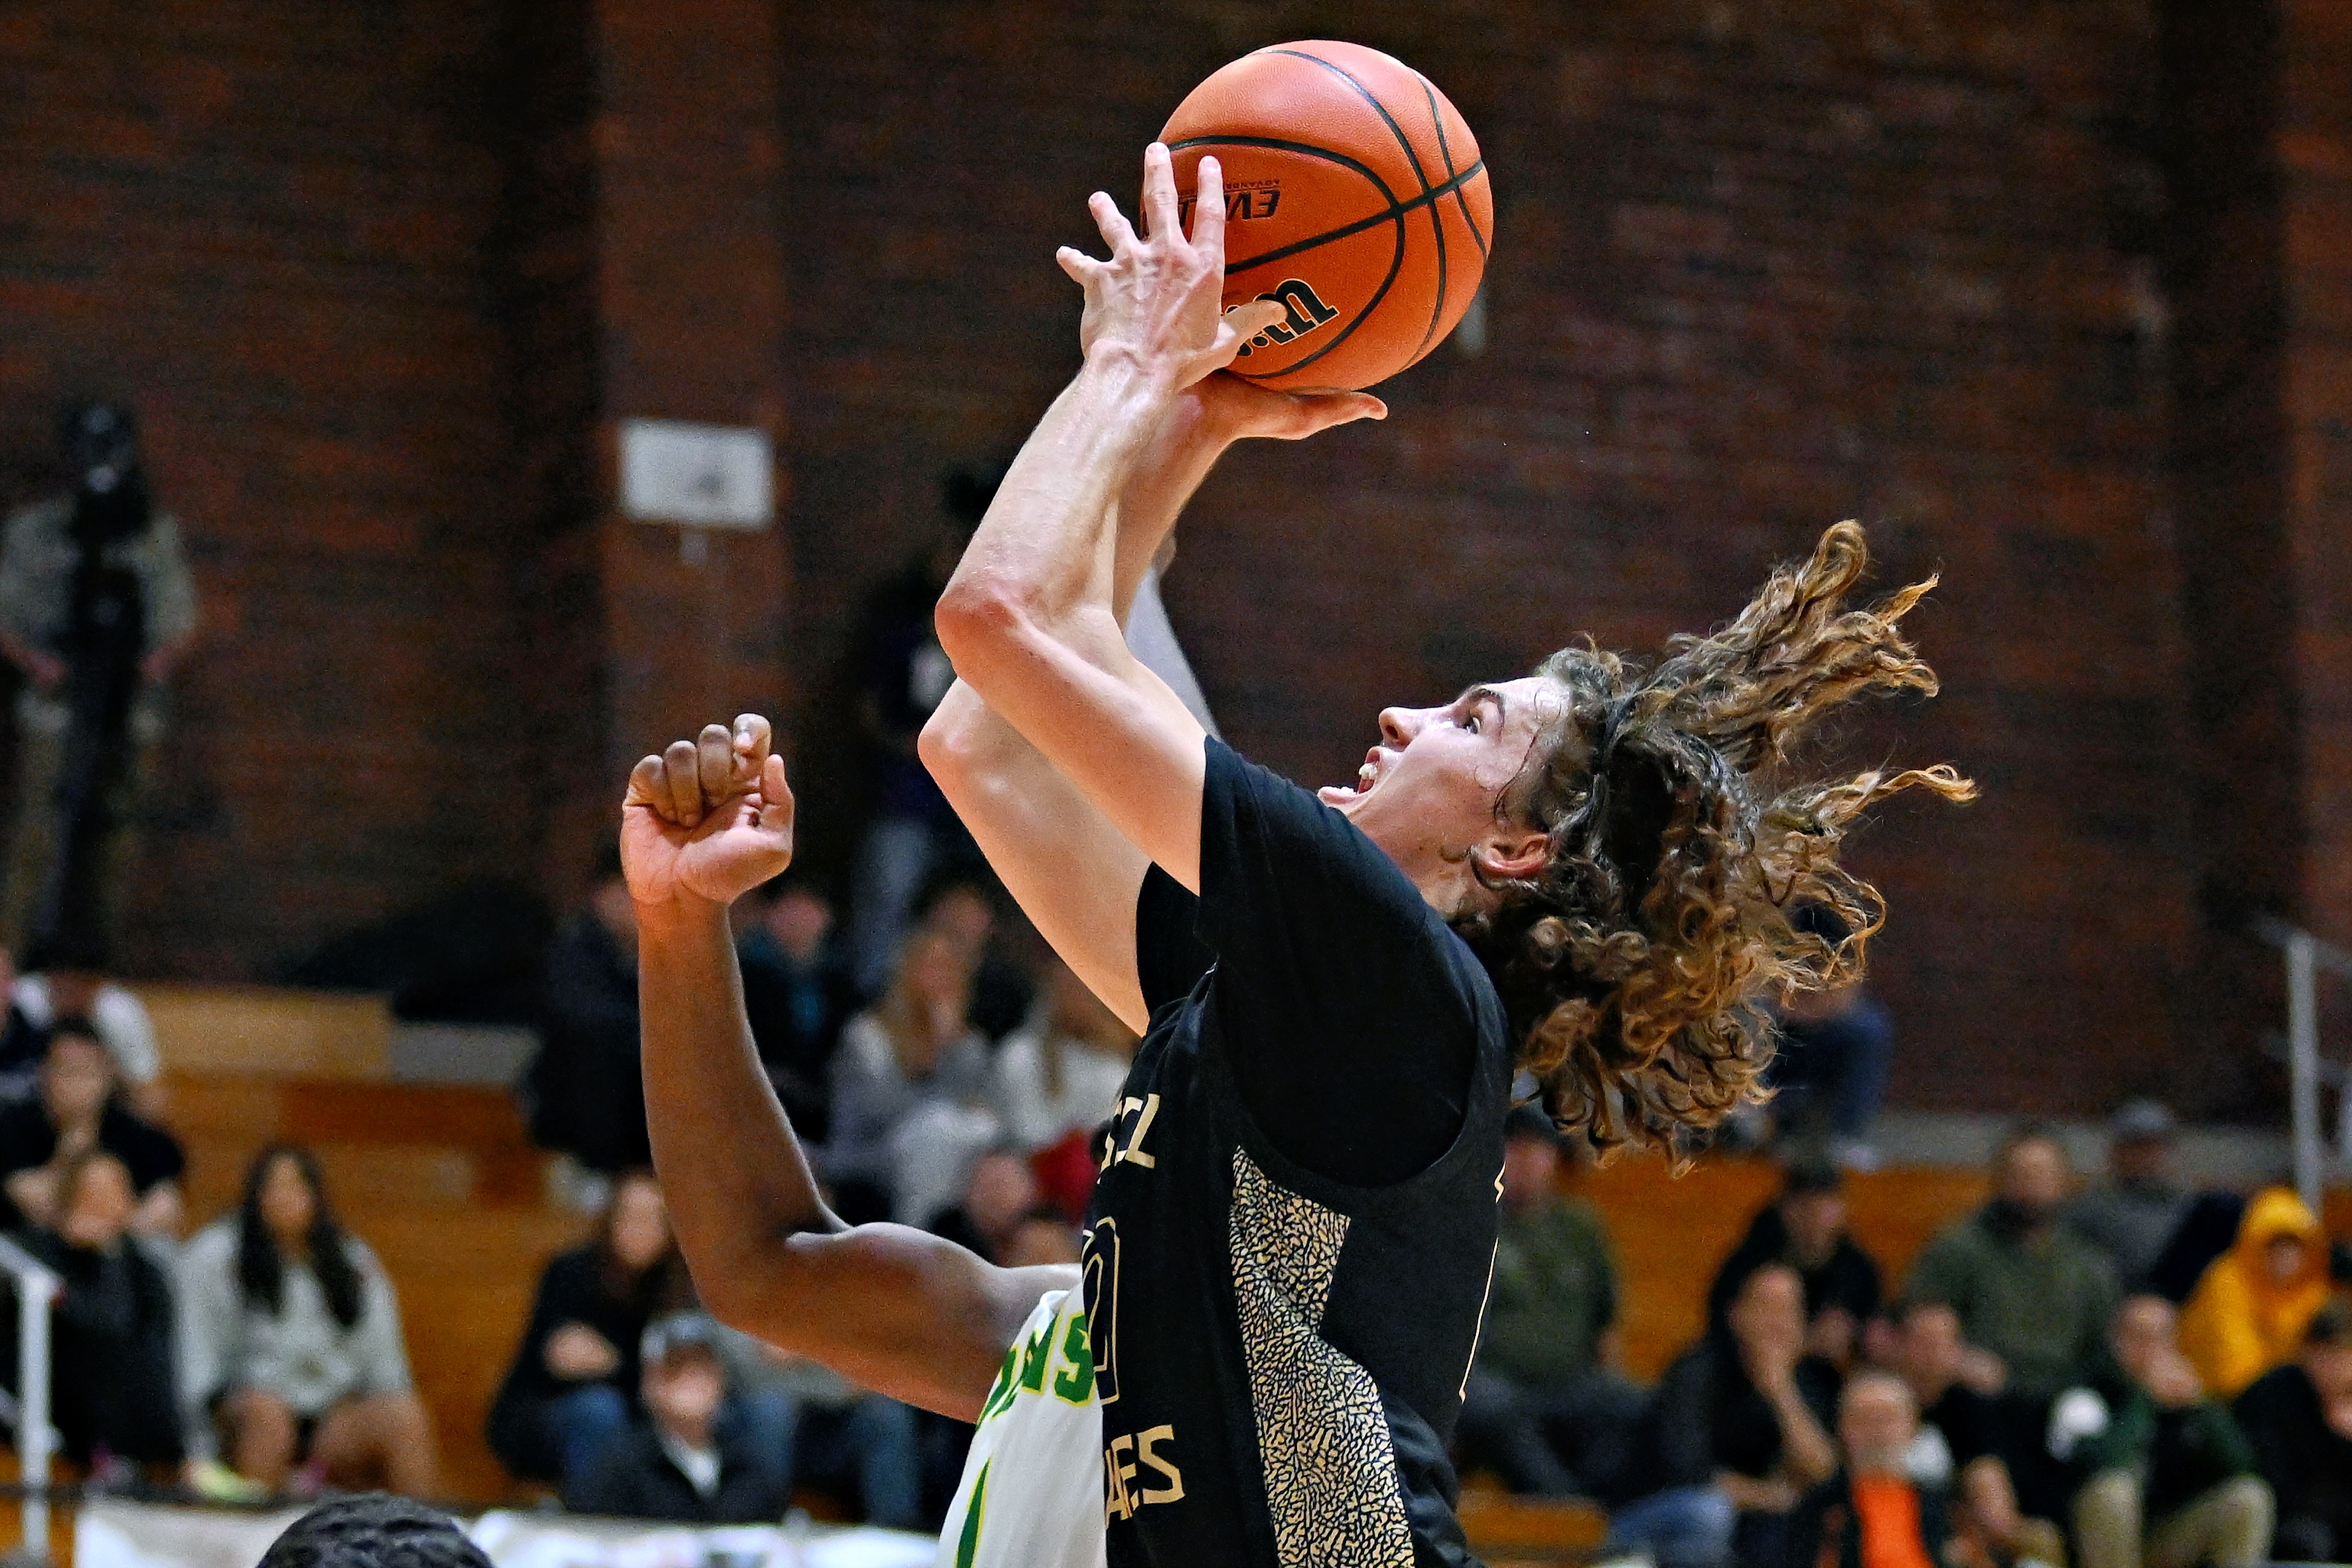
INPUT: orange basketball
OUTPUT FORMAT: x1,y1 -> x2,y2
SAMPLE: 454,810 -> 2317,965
1161,41 -> 1492,393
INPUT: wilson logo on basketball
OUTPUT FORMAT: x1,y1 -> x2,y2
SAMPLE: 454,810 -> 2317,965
1234,279 -> 1338,357
1179,182 -> 1282,225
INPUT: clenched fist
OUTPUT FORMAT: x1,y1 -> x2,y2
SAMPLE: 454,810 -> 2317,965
622,714 -> 794,908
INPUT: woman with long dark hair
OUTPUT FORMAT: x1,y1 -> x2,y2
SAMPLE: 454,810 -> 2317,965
174,1145 -> 436,1496
486,1167 -> 686,1491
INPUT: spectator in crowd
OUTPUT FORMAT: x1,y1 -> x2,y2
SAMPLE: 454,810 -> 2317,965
1607,1262 -> 1840,1568
1456,1105 -> 1641,1499
843,481 -> 989,996
736,873 -> 856,1143
176,1145 -> 437,1497
566,1313 -> 789,1524
1000,1206 -> 1083,1268
15,1151 -> 181,1475
2069,1101 -> 2194,1294
916,877 -> 1035,1043
2232,1296 -> 2352,1562
2176,1186 -> 2331,1399
0,949 -> 46,1108
714,1323 -> 923,1529
925,1146 -> 1040,1266
16,935 -> 166,1119
1906,1126 -> 2116,1401
0,400 -> 197,959
256,1494 -> 492,1568
1882,1298 -> 2062,1567
1779,1372 -> 1954,1568
1761,905 -> 1895,1169
991,952 -> 1134,1214
2073,1295 -> 2270,1568
487,1169 -> 686,1492
1709,1156 -> 1882,1369
0,1022 -> 181,1237
522,848 -> 644,1182
826,925 -> 993,1225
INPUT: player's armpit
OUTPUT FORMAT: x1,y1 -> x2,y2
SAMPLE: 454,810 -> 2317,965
708,1222 -> 1080,1423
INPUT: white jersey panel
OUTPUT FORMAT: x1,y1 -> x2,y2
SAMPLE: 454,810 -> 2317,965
936,1288 -> 1105,1568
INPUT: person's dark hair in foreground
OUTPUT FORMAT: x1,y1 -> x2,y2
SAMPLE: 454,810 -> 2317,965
257,1495 -> 490,1568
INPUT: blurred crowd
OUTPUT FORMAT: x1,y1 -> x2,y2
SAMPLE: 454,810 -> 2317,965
1473,1106 -> 2352,1568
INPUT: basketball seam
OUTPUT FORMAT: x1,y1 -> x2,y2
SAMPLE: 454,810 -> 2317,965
1408,73 -> 1456,362
1419,74 -> 1490,263
1268,46 -> 1449,358
1178,156 -> 1482,276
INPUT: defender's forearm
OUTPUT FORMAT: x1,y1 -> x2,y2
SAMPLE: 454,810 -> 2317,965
637,898 -> 841,1315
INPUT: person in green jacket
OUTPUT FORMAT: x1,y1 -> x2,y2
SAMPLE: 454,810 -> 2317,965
1452,1105 -> 1643,1496
1905,1126 -> 2117,1401
2073,1295 -> 2272,1568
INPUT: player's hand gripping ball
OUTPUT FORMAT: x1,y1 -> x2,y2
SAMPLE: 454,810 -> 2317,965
1161,40 -> 1492,393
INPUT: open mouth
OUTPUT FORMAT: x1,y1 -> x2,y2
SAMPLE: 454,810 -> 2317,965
1317,748 -> 1387,806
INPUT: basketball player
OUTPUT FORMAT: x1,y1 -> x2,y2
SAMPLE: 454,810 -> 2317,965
635,147 -> 1969,1566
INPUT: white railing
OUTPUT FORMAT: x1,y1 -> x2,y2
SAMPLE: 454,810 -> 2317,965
0,1235 -> 56,1560
2253,915 -> 2352,1212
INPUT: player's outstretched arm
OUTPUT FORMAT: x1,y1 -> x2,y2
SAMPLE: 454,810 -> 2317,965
933,145 -> 1379,895
627,719 -> 1074,1420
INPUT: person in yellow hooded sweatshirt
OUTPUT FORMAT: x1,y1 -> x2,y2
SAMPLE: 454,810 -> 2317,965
2178,1188 -> 2333,1398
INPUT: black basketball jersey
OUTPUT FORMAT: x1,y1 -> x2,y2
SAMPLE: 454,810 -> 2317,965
1083,738 -> 1513,1567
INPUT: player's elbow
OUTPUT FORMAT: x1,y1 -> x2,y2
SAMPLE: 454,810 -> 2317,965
933,575 -> 1034,689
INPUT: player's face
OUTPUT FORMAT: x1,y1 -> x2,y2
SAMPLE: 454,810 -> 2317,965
1318,675 -> 1566,888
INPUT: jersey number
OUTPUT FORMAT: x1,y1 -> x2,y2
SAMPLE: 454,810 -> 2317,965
1080,1216 -> 1121,1406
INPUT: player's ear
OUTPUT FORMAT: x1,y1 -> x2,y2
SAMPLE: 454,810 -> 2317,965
1475,826 -> 1549,883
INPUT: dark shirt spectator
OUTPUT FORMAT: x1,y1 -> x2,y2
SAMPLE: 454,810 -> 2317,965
1906,1126 -> 2116,1400
566,1313 -> 787,1524
489,1171 -> 686,1489
0,1024 -> 181,1238
2067,1100 -> 2193,1293
523,860 -> 644,1175
924,1147 -> 1040,1267
1456,1106 -> 1642,1498
2073,1296 -> 2269,1568
2232,1298 -> 2352,1563
1608,1264 -> 1841,1568
1709,1158 -> 1882,1368
1779,1373 -> 1955,1568
916,879 -> 1036,1044
841,503 -> 986,998
1885,1298 -> 2059,1567
9,1152 -> 181,1467
736,876 -> 856,1142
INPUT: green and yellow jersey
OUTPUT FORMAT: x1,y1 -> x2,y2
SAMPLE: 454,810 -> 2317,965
936,1286 -> 1105,1568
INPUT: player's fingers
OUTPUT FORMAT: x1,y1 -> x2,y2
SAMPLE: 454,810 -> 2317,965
733,713 -> 772,770
1289,392 -> 1389,435
1225,299 -> 1288,339
626,755 -> 671,820
696,723 -> 734,803
1189,155 -> 1226,256
1141,142 -> 1182,242
1089,192 -> 1138,256
758,753 -> 794,830
663,738 -> 705,825
1057,246 -> 1104,285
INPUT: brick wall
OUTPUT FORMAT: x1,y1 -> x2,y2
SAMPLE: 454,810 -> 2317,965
3,0 -> 2337,1116
0,0 -> 533,977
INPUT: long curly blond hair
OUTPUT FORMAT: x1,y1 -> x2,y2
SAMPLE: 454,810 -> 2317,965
1454,522 -> 1975,1159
